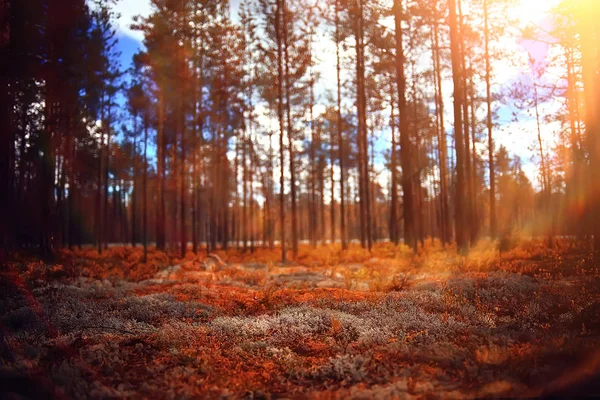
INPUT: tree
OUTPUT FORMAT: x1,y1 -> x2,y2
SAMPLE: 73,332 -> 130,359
430,2 -> 451,244
448,0 -> 468,253
573,1 -> 600,251
484,0 -> 497,240
393,0 -> 415,251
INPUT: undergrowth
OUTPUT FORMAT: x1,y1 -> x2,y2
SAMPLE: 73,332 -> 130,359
2,238 -> 599,399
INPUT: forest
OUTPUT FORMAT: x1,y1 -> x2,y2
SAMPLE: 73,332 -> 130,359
1,0 -> 600,398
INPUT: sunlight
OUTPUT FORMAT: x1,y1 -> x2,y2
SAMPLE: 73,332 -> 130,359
513,0 -> 561,27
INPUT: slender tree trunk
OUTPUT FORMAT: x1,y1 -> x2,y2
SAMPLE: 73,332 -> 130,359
0,8 -> 11,254
449,0 -> 467,253
309,34 -> 317,247
360,4 -> 371,251
97,130 -> 103,253
390,81 -> 398,244
172,126 -> 178,251
336,0 -> 347,250
143,114 -> 148,263
268,131 -> 274,250
233,139 -> 239,248
157,90 -> 166,251
232,93 -> 239,242
412,92 -> 424,247
470,88 -> 479,242
250,139 -> 256,252
180,103 -> 187,258
432,19 -> 450,244
458,0 -> 473,246
531,61 -> 553,244
282,0 -> 298,258
531,64 -> 548,194
209,127 -> 218,252
262,150 -> 269,248
42,98 -> 55,258
330,125 -> 336,244
243,136 -> 248,250
566,47 -> 581,237
394,0 -> 415,251
96,89 -> 105,254
197,42 -> 205,253
369,124 -> 376,243
103,111 -> 111,249
131,118 -> 137,247
68,112 -> 76,249
192,29 -> 199,254
484,0 -> 496,240
355,0 -> 368,249
276,0 -> 286,262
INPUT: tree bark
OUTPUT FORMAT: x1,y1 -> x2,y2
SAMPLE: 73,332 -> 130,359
448,0 -> 467,253
157,90 -> 166,251
432,19 -> 450,244
394,0 -> 415,251
390,81 -> 398,245
143,114 -> 148,263
336,0 -> 347,250
484,0 -> 496,240
282,0 -> 298,258
276,0 -> 287,262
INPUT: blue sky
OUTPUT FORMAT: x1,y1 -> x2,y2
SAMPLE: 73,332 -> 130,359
116,32 -> 142,72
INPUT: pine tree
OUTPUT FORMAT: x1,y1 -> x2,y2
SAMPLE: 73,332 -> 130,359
448,0 -> 468,254
393,0 -> 415,251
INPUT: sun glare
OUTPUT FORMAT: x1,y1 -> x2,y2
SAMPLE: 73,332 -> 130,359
513,0 -> 561,26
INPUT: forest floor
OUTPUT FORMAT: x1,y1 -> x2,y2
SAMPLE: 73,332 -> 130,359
2,239 -> 600,399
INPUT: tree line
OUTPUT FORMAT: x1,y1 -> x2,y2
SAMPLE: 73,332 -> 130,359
2,0 -> 600,262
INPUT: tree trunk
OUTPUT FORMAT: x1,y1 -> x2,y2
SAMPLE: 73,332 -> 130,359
243,136 -> 248,250
131,118 -> 137,248
180,100 -> 187,258
470,83 -> 479,243
268,131 -> 274,250
390,81 -> 398,244
192,29 -> 199,254
336,0 -> 347,250
309,36 -> 317,247
432,19 -> 450,244
250,138 -> 256,252
330,124 -> 336,244
104,111 -> 111,250
484,0 -> 496,240
0,1 -> 11,255
143,114 -> 148,263
459,0 -> 473,246
282,0 -> 298,258
276,0 -> 287,262
448,0 -> 468,253
319,153 -> 326,244
157,90 -> 166,251
394,0 -> 415,251
355,0 -> 369,249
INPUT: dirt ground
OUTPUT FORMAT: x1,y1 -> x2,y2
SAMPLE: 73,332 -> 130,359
2,240 -> 600,399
